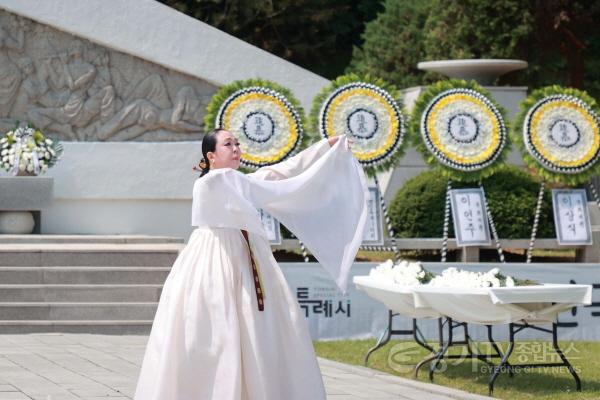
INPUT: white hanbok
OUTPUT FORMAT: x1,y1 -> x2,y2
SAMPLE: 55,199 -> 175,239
134,136 -> 368,400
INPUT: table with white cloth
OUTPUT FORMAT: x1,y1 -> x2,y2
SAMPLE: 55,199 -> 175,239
353,276 -> 507,380
354,275 -> 593,395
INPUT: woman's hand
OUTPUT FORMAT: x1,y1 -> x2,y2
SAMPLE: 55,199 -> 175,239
328,135 -> 354,148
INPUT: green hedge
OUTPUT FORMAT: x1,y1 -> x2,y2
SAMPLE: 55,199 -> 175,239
389,166 -> 556,239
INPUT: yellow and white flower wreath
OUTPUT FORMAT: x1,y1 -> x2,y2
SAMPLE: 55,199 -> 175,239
215,86 -> 304,169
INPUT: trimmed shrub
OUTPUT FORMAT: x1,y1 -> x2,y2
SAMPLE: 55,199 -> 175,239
389,166 -> 556,239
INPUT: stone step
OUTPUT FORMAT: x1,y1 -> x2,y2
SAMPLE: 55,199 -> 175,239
0,234 -> 184,244
0,284 -> 163,302
0,266 -> 171,284
0,319 -> 152,334
0,243 -> 183,266
0,302 -> 158,320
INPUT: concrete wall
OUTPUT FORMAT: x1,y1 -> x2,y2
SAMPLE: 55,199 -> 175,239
0,0 -> 328,112
1,141 -> 202,240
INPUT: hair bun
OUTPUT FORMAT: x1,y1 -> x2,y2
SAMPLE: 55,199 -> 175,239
193,157 -> 210,176
199,159 -> 208,170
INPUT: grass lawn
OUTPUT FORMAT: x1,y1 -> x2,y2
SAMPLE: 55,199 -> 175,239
314,339 -> 600,399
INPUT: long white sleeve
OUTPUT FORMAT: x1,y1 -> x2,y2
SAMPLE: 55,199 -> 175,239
191,136 -> 368,293
247,138 -> 330,181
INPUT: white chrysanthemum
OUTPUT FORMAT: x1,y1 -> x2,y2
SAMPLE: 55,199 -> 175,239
407,261 -> 422,274
217,87 -> 302,168
429,267 -> 514,288
369,259 -> 395,282
392,268 -> 420,286
329,94 -> 392,153
369,259 -> 428,287
530,104 -> 595,165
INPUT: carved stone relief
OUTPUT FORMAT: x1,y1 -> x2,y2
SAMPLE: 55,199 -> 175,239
0,10 -> 218,141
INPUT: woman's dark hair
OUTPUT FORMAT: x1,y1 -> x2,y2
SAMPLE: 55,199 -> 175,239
194,128 -> 223,177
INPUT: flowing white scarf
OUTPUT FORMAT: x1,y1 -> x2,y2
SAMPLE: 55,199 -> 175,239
191,136 -> 368,293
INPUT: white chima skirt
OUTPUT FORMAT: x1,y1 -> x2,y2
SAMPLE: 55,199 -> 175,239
133,227 -> 326,400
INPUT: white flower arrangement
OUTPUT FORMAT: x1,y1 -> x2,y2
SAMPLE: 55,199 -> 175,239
369,259 -> 433,287
215,86 -> 303,169
369,261 -> 528,288
1,126 -> 63,175
420,88 -> 507,172
318,82 -> 405,168
523,94 -> 600,174
428,267 -> 515,288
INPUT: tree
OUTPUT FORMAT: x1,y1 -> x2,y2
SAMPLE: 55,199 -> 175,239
159,0 -> 382,78
423,0 -> 533,60
527,0 -> 600,92
347,0 -> 433,88
423,0 -> 600,93
348,0 -> 600,97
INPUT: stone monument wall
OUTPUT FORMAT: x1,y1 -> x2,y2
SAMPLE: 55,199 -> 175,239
0,9 -> 217,142
0,1 -> 328,239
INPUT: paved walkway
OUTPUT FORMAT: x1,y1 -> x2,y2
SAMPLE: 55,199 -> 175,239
0,333 -> 491,400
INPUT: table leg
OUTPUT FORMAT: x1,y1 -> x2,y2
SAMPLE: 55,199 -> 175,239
365,310 -> 416,365
462,322 -> 478,357
413,318 -> 435,353
551,323 -> 581,391
364,310 -> 393,365
413,318 -> 441,377
486,325 -> 513,376
429,318 -> 451,381
489,323 -> 515,396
